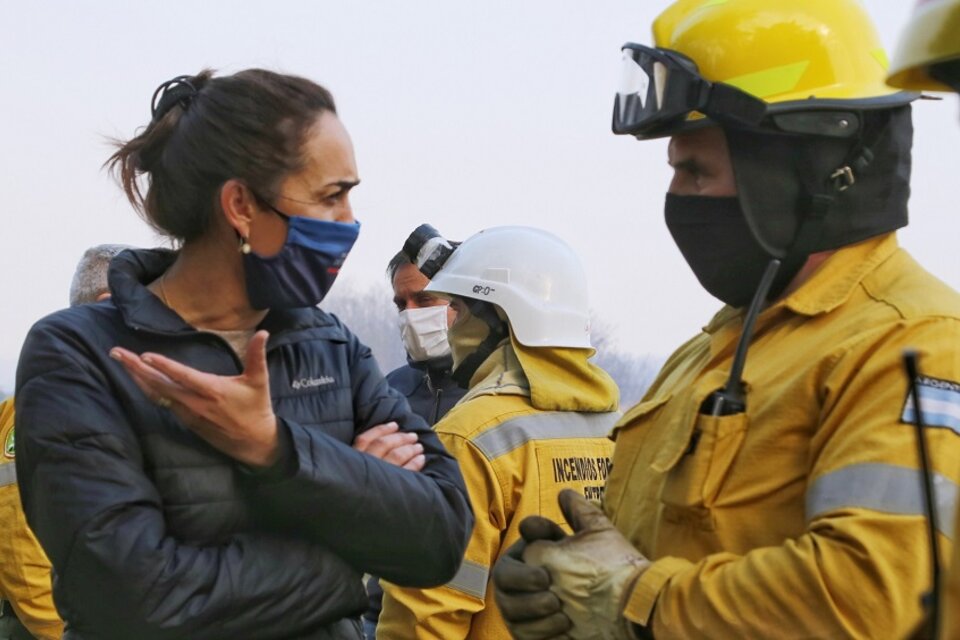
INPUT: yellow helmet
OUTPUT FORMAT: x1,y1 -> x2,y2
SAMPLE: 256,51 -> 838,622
614,0 -> 916,139
659,0 -> 909,106
887,0 -> 960,91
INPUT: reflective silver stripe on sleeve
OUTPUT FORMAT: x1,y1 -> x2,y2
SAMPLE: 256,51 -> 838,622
445,559 -> 489,599
0,462 -> 16,487
806,463 -> 958,539
471,411 -> 617,460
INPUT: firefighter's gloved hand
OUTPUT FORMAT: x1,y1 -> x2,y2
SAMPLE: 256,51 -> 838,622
522,489 -> 650,640
493,515 -> 573,639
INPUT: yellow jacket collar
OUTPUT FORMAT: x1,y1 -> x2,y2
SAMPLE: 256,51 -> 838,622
704,233 -> 899,334
511,334 -> 620,413
459,334 -> 620,414
782,233 -> 898,317
459,339 -> 531,405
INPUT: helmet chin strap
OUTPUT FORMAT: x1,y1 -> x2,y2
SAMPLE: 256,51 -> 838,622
451,299 -> 509,389
789,112 -> 884,257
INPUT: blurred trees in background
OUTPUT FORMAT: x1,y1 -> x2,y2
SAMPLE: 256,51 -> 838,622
589,318 -> 662,408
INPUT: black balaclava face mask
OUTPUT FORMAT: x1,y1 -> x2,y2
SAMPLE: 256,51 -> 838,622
664,193 -> 807,308
663,105 -> 913,309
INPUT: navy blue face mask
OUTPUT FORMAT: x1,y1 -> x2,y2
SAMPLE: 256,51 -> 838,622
243,202 -> 360,310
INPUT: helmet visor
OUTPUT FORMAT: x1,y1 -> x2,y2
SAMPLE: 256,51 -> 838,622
613,44 -> 768,138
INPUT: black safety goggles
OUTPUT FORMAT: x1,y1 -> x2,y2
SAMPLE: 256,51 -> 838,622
613,44 -> 768,137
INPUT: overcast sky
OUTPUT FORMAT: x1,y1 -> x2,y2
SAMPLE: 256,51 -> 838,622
2,0 -> 957,392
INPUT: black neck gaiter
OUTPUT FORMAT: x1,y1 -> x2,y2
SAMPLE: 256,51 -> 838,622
665,194 -> 807,308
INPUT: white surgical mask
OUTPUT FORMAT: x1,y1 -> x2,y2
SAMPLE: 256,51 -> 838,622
398,306 -> 451,362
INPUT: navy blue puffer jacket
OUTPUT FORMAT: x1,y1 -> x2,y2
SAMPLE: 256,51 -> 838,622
386,358 -> 466,427
14,249 -> 473,640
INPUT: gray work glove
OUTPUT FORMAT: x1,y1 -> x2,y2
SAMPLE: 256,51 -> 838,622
523,490 -> 650,640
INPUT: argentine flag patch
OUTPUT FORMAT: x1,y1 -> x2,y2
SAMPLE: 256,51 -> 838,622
901,376 -> 960,434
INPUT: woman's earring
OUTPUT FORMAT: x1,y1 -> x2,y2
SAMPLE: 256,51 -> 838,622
239,237 -> 252,254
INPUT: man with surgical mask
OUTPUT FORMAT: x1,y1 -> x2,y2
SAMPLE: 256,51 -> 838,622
386,250 -> 465,425
361,250 -> 467,639
378,225 -> 619,640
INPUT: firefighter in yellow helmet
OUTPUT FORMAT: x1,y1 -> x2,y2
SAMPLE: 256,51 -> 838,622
378,226 -> 619,640
889,3 -> 960,638
492,1 -> 960,639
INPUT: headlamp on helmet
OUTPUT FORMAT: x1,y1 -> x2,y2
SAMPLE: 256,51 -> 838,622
402,224 -> 458,279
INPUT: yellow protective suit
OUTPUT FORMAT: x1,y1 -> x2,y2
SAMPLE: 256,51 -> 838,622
379,335 -> 620,640
606,234 -> 960,639
0,398 -> 63,640
944,503 -> 960,639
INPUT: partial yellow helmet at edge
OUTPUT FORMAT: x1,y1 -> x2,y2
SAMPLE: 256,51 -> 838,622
654,0 -> 906,108
887,0 -> 960,91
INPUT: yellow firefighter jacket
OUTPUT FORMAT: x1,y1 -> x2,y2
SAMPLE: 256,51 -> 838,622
0,398 -> 63,640
944,504 -> 960,639
606,234 -> 960,639
379,335 -> 620,640
940,500 -> 960,640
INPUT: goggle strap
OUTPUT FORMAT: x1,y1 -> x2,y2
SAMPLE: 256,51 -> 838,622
705,83 -> 768,126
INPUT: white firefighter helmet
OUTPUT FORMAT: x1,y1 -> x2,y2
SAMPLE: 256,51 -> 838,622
425,226 -> 591,349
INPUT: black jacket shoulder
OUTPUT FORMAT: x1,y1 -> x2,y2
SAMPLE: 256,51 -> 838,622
15,248 -> 473,639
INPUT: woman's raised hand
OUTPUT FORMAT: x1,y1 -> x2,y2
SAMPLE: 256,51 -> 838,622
111,331 -> 279,468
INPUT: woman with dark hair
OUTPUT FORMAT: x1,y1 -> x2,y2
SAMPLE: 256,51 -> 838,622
14,70 -> 473,639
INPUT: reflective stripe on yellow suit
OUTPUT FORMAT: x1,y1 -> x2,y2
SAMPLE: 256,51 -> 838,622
604,234 -> 960,639
0,398 -> 63,640
379,336 -> 620,640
